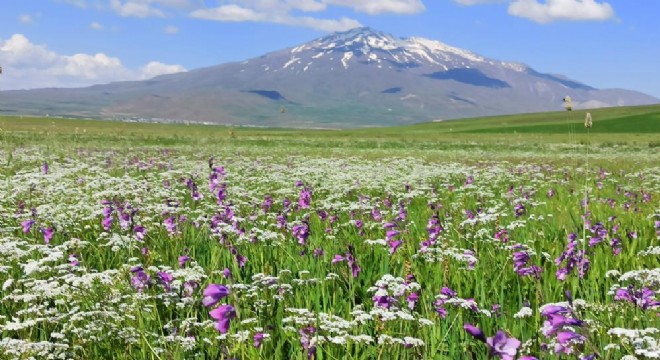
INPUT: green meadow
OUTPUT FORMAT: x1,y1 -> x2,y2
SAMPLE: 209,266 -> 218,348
0,105 -> 658,360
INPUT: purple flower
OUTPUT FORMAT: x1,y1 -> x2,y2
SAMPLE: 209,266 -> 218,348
385,229 -> 400,240
514,203 -> 526,217
69,254 -> 80,267
42,161 -> 49,175
157,271 -> 174,292
615,286 -> 660,310
164,216 -> 177,235
388,240 -> 403,255
234,252 -> 248,268
555,331 -> 586,354
42,227 -> 54,244
406,292 -> 419,310
261,195 -> 273,213
299,326 -> 316,359
253,332 -> 265,348
21,219 -> 35,233
209,304 -> 236,334
487,331 -> 521,360
134,225 -> 146,240
463,323 -> 486,343
202,284 -> 230,307
292,222 -> 310,246
130,266 -> 151,292
276,213 -> 288,229
102,215 -> 113,231
178,255 -> 191,268
332,247 -> 360,278
298,187 -> 312,209
183,280 -> 198,297
441,287 -> 457,297
373,295 -> 397,309
222,268 -> 232,279
464,324 -> 521,360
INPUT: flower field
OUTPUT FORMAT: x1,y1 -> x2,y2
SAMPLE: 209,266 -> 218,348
0,119 -> 659,359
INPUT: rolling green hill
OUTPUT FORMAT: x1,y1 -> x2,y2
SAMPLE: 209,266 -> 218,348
1,104 -> 659,150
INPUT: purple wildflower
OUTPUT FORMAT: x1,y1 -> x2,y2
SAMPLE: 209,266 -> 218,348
183,280 -> 198,297
299,326 -> 316,359
464,324 -> 521,360
487,331 -> 521,360
209,304 -> 236,334
292,222 -> 310,246
134,225 -> 146,240
332,246 -> 360,278
615,286 -> 660,310
164,216 -> 177,235
69,254 -> 80,267
406,292 -> 419,310
514,203 -> 526,217
261,195 -> 273,213
463,323 -> 486,343
373,295 -> 397,309
178,255 -> 191,268
130,266 -> 151,292
298,187 -> 312,209
21,219 -> 35,233
157,271 -> 174,292
202,284 -> 230,307
388,240 -> 403,255
253,332 -> 265,348
222,268 -> 232,279
42,227 -> 54,244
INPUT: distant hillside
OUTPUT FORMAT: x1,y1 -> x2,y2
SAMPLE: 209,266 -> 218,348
0,27 -> 657,128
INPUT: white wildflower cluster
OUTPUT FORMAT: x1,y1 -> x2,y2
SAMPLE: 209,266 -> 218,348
618,268 -> 660,287
377,334 -> 425,347
282,308 -> 374,346
412,246 -> 477,268
638,246 -> 660,257
608,328 -> 660,359
514,306 -> 533,318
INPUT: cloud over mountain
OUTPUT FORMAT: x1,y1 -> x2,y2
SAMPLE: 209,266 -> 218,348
0,34 -> 186,89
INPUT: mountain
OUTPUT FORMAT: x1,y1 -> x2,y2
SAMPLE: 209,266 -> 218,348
0,27 -> 657,127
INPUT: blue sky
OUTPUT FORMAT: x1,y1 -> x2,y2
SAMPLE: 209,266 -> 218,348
1,0 -> 658,98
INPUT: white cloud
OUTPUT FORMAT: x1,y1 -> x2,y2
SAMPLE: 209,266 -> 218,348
289,16 -> 361,32
53,0 -> 419,31
19,14 -> 34,24
287,0 -> 327,12
110,0 -> 166,17
0,34 -> 186,90
139,61 -> 187,79
191,4 -> 361,31
191,5 -> 267,22
508,0 -> 615,23
90,21 -> 104,30
324,0 -> 425,15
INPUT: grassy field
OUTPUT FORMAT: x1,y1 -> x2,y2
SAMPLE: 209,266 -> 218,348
0,105 -> 658,360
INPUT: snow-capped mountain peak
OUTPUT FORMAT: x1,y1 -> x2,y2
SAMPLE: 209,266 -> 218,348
282,27 -> 495,72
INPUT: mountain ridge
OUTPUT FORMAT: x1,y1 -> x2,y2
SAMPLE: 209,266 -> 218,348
0,27 -> 656,127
